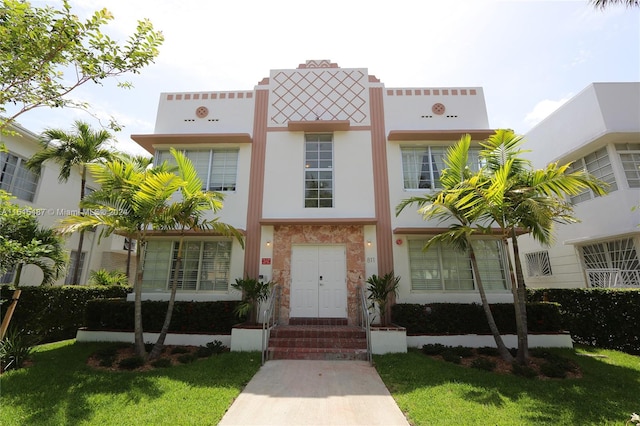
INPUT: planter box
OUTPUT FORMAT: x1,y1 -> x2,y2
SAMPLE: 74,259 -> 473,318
75,328 -> 231,347
406,332 -> 573,349
371,326 -> 407,355
230,324 -> 264,352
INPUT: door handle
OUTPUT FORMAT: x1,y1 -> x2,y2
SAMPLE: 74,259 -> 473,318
319,276 -> 323,280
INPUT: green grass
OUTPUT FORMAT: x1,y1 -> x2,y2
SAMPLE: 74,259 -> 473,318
375,347 -> 640,426
0,340 -> 261,426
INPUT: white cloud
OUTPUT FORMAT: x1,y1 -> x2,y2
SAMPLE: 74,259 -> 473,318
524,96 -> 572,128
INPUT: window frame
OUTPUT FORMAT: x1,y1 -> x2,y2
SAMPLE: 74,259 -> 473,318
64,251 -> 87,285
400,145 -> 481,191
304,134 -> 334,208
616,143 -> 640,189
141,239 -> 233,292
567,146 -> 617,204
525,251 -> 553,277
407,238 -> 509,292
155,148 -> 239,192
0,151 -> 40,202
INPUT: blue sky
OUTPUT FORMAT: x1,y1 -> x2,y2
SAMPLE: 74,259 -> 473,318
12,0 -> 640,156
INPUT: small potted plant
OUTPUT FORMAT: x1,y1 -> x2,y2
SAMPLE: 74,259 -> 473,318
366,271 -> 400,327
231,277 -> 272,324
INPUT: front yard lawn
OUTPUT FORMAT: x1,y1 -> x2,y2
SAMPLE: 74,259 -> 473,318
375,347 -> 640,425
0,340 -> 261,426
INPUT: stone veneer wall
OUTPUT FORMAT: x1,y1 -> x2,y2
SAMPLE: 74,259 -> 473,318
272,225 -> 365,325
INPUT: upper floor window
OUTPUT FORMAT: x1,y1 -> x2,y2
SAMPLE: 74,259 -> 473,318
156,149 -> 238,192
401,146 -> 481,190
0,151 -> 39,202
616,143 -> 640,189
567,147 -> 617,204
305,134 -> 333,208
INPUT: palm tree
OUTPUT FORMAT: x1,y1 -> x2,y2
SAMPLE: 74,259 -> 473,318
27,121 -> 113,284
468,129 -> 608,363
58,149 -> 243,359
589,0 -> 640,9
397,135 -> 515,363
147,148 -> 243,360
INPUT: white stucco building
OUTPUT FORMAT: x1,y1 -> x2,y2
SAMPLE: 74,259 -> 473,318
0,122 -> 136,285
132,60 -> 515,326
518,82 -> 640,289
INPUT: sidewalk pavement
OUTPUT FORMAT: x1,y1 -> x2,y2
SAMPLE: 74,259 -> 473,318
218,360 -> 410,426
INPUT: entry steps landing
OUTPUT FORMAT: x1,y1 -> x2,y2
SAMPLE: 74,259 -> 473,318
267,318 -> 368,361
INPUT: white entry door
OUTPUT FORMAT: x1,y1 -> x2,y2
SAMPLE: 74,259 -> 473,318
290,245 -> 347,318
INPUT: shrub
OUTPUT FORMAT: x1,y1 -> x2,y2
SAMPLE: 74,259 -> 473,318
441,349 -> 462,364
89,269 -> 128,286
471,357 -> 496,371
150,358 -> 172,368
170,346 -> 190,354
84,299 -> 243,334
477,346 -> 500,357
528,288 -> 640,355
511,362 -> 537,379
0,328 -> 35,371
449,346 -> 474,358
196,340 -> 227,358
421,343 -> 446,356
118,356 -> 145,370
0,285 -> 131,343
177,353 -> 197,364
392,302 -> 563,335
539,361 -> 568,378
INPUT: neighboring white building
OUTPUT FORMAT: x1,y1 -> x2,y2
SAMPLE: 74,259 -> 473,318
132,60 -> 515,326
0,121 -> 136,285
518,82 -> 640,289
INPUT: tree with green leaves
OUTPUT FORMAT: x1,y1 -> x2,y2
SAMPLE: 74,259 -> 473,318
27,121 -> 114,285
397,135 -> 515,363
472,129 -> 607,363
0,0 -> 164,133
58,149 -> 243,359
0,190 -> 67,285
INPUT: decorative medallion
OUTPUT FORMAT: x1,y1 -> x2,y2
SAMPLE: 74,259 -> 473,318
195,106 -> 209,118
432,103 -> 445,115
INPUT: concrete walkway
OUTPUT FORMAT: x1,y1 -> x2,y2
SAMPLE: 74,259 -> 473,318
218,360 -> 409,426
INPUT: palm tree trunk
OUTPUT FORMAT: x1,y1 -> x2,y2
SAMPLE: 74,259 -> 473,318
511,230 -> 529,362
149,238 -> 183,360
125,238 -> 132,279
71,168 -> 87,285
503,238 -> 528,364
469,239 -> 514,363
133,239 -> 146,358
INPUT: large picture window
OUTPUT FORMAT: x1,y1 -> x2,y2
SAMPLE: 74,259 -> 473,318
155,149 -> 238,192
142,240 -> 232,292
304,134 -> 333,208
0,151 -> 39,201
408,239 -> 508,291
401,146 -> 481,190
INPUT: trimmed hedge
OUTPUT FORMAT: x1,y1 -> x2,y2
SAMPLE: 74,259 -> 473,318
85,299 -> 245,334
0,285 -> 132,343
528,288 -> 640,355
391,302 -> 563,335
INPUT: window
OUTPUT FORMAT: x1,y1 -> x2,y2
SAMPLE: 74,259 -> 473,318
304,134 -> 333,208
567,147 -> 617,204
142,240 -> 232,292
408,239 -> 508,291
155,149 -> 238,191
401,146 -> 481,190
525,251 -> 552,277
0,151 -> 39,201
64,251 -> 86,285
581,237 -> 640,287
616,143 -> 640,188
0,266 -> 15,284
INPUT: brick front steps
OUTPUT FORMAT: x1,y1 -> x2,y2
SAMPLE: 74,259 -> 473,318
267,318 -> 369,361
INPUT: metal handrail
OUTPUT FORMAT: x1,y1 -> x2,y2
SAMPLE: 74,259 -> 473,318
358,285 -> 372,365
261,284 -> 280,365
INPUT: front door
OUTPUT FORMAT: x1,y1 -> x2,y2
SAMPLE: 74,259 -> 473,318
290,245 -> 347,318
